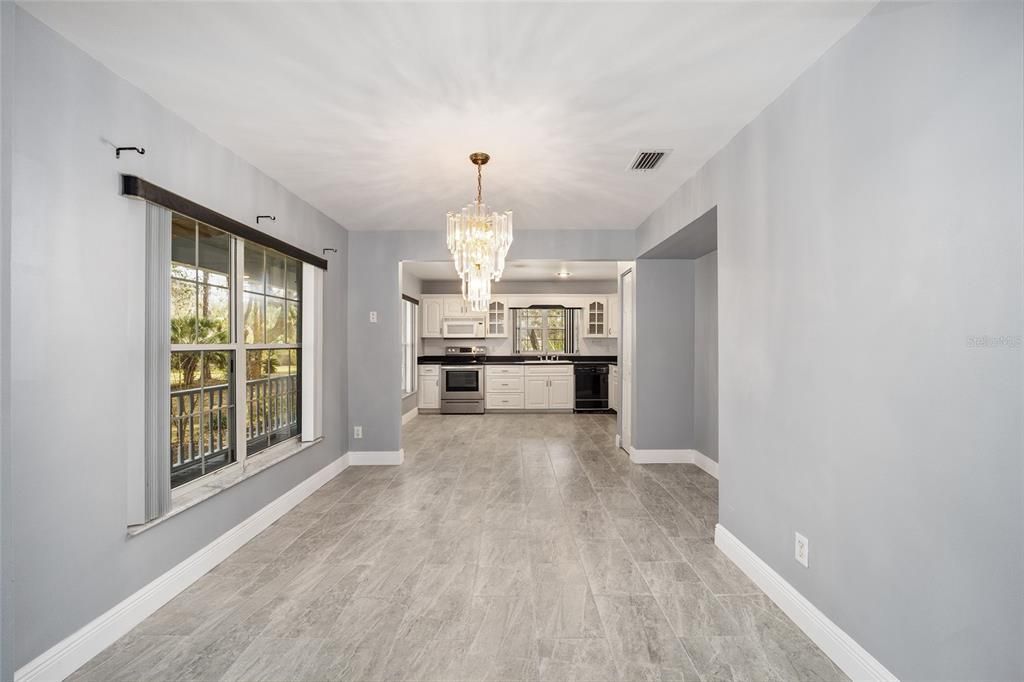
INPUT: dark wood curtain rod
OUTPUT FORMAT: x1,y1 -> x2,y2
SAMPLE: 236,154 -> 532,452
121,175 -> 329,270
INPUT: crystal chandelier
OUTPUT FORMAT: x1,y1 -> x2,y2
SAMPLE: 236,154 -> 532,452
446,152 -> 513,312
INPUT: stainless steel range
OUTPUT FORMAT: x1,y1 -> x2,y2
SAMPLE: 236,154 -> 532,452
440,346 -> 486,414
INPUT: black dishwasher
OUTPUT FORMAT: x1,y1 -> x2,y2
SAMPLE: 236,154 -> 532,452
574,364 -> 610,412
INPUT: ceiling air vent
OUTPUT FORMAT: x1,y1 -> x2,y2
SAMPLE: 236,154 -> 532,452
628,149 -> 671,172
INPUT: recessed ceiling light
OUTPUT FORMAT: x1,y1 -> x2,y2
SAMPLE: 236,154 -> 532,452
555,271 -> 572,278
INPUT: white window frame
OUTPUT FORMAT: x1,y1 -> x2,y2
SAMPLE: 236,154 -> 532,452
135,204 -> 325,524
514,308 -> 576,354
401,297 -> 418,398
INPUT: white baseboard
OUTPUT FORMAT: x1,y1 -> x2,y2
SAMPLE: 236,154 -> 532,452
627,447 -> 719,479
401,407 -> 418,425
714,525 -> 898,682
691,450 -> 718,479
349,449 -> 404,465
14,453 -> 351,682
628,446 -> 693,464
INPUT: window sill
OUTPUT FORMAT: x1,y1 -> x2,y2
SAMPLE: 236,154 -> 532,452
402,391 -> 417,399
128,436 -> 324,536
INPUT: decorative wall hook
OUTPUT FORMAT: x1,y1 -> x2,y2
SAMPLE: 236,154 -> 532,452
322,248 -> 338,255
256,215 -> 276,224
115,146 -> 145,159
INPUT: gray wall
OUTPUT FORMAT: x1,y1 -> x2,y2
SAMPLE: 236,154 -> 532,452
5,9 -> 349,672
633,259 -> 695,450
636,2 -> 1024,678
350,229 -> 634,453
693,251 -> 718,461
0,3 -> 13,679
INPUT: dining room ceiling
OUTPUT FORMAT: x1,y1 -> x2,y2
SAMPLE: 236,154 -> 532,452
23,1 -> 875,232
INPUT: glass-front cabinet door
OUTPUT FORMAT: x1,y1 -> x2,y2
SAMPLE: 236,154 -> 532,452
487,297 -> 508,337
585,297 -> 607,337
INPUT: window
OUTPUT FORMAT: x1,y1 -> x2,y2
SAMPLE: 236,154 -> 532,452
170,216 -> 236,488
401,297 -> 418,396
514,308 -> 578,354
137,190 -> 325,526
169,214 -> 301,489
242,244 -> 302,455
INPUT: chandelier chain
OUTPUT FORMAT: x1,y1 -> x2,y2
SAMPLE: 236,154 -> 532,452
477,164 -> 483,204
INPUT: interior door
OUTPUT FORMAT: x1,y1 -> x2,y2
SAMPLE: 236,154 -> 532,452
620,269 -> 634,451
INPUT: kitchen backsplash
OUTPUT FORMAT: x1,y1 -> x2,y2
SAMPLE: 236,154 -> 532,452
421,336 -> 617,356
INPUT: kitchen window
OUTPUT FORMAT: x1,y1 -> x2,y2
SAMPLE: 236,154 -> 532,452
513,308 -> 579,354
401,296 -> 418,396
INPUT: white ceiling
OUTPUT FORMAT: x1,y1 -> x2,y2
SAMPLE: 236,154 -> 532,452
404,259 -> 618,282
24,1 -> 874,232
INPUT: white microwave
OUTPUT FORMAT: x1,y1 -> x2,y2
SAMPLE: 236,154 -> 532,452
442,317 -> 486,338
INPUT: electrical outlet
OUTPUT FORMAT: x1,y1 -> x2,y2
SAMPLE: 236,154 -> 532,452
353,425 -> 363,439
794,532 -> 809,568
369,311 -> 378,323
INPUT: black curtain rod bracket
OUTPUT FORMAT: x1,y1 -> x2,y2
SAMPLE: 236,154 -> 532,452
323,248 -> 338,255
256,215 -> 276,224
115,146 -> 145,159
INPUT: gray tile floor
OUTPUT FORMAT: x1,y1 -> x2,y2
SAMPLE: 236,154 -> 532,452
71,413 -> 846,681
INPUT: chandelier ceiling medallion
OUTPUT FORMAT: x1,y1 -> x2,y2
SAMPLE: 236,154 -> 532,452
446,152 -> 513,311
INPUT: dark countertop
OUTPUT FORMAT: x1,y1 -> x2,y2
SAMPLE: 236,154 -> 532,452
418,355 -> 617,365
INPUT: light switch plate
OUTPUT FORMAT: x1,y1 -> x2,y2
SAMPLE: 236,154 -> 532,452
794,532 -> 809,568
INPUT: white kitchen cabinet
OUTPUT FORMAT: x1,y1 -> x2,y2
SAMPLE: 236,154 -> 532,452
421,296 -> 444,338
524,376 -> 549,409
606,295 -> 619,338
485,364 -> 526,410
548,376 -> 574,409
488,376 -> 524,393
486,365 -> 523,377
486,297 -> 508,337
523,365 -> 574,410
417,365 -> 440,409
486,393 -> 525,409
584,297 -> 608,337
443,296 -> 464,317
443,295 -> 484,317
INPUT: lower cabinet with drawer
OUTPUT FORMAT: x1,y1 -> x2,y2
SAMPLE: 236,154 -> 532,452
417,364 -> 440,411
488,376 -> 524,393
486,393 -> 525,410
485,363 -> 573,411
485,364 -> 524,411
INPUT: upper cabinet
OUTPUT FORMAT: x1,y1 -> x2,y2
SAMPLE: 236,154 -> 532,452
422,292 -> 618,339
444,296 -> 481,317
487,297 -> 508,337
421,296 -> 444,338
606,295 -> 619,338
584,297 -> 607,337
